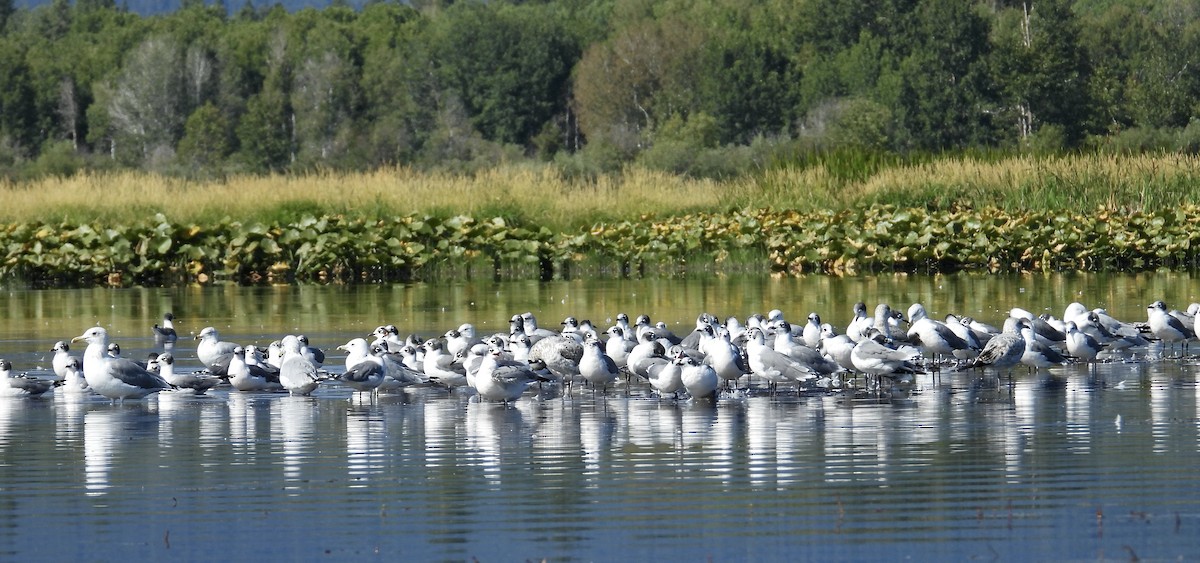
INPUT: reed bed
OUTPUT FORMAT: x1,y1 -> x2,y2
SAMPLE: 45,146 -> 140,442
0,166 -> 725,229
2,153 -> 1199,229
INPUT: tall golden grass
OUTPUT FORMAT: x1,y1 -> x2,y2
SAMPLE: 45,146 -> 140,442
3,153 -> 1199,228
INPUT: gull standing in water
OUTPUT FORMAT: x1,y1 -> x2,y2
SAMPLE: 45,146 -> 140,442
745,327 -> 815,392
474,345 -> 550,402
603,326 -> 636,371
579,336 -> 620,392
1147,300 -> 1194,357
0,359 -> 56,398
196,327 -> 239,375
962,320 -> 1026,378
296,335 -> 325,368
802,313 -> 823,348
677,354 -> 719,401
152,312 -> 178,344
906,303 -> 977,362
51,340 -> 80,383
73,326 -> 171,401
156,352 -> 221,394
335,338 -> 387,394
57,357 -> 89,395
1064,320 -> 1105,372
228,346 -> 283,392
645,349 -> 684,398
279,335 -> 322,396
696,324 -> 749,389
1017,320 -> 1069,370
422,339 -> 468,388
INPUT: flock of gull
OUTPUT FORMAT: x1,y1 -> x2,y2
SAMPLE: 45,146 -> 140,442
1,299 -> 1195,404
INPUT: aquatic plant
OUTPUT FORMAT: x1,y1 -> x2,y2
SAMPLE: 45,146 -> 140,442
4,204 -> 1200,287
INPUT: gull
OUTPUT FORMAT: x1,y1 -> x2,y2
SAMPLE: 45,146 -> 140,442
1147,300 -> 1194,356
528,334 -> 583,382
579,336 -> 620,391
678,313 -> 715,350
156,352 -> 220,394
636,315 -> 682,345
1064,302 -> 1090,324
767,310 -> 803,336
1010,308 -> 1065,343
850,330 -> 923,379
51,340 -> 80,382
243,344 -> 280,379
370,325 -> 404,352
962,320 -> 1026,374
676,354 -> 719,401
943,315 -> 983,354
906,303 -> 977,361
696,324 -> 749,388
459,343 -> 491,389
57,356 -> 89,395
196,327 -> 238,375
444,327 -> 477,357
745,327 -> 815,391
627,333 -> 670,381
422,338 -> 468,388
1081,311 -> 1148,350
1064,321 -> 1105,367
152,312 -> 178,343
507,334 -> 532,365
818,323 -> 857,372
296,335 -> 325,367
958,316 -> 1000,345
474,345 -> 551,402
519,312 -> 560,343
228,346 -> 283,392
613,312 -> 634,340
279,335 -> 321,396
769,321 -> 841,374
846,302 -> 871,342
802,313 -> 823,348
1018,320 -> 1069,369
266,340 -> 285,369
604,326 -> 636,370
73,326 -> 171,400
335,338 -> 387,394
0,359 -> 56,398
372,344 -> 427,389
645,349 -> 684,398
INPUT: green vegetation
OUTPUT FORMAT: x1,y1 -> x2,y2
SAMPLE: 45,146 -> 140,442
4,202 -> 1200,288
3,0 -> 1200,286
0,0 -> 1198,179
1,152 -> 1199,287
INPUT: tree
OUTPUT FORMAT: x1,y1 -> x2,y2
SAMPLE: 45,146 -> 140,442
292,50 -> 355,165
177,102 -> 230,170
0,37 -> 36,151
894,0 -> 994,150
106,35 -> 185,161
573,15 -> 706,152
697,34 -> 795,144
992,0 -> 1092,146
356,3 -> 434,165
434,2 -> 580,148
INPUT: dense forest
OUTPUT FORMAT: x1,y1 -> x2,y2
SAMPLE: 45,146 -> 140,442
0,0 -> 1198,181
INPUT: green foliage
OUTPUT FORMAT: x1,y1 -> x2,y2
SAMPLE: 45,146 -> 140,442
177,102 -> 231,171
8,204 -> 1200,287
28,140 -> 84,178
0,0 -> 1198,179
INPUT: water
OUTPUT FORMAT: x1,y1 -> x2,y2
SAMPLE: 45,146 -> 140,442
1,273 -> 1200,560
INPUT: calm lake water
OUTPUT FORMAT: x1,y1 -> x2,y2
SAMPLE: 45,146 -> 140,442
1,273 -> 1200,560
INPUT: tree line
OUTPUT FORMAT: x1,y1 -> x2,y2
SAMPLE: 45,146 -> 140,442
1,0 -> 1198,181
